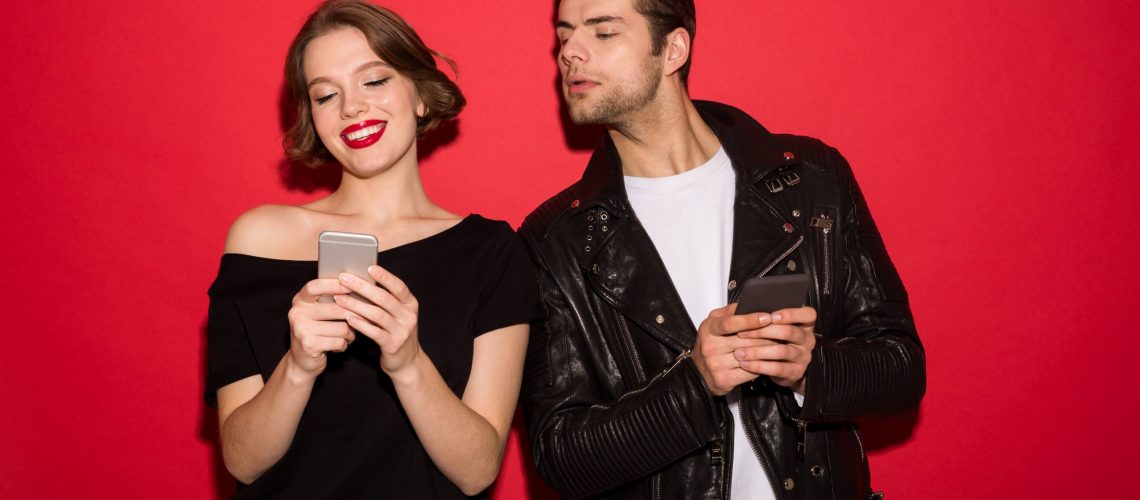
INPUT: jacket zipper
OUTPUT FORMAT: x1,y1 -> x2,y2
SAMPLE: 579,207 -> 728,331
617,315 -> 647,384
652,472 -> 662,500
604,213 -> 806,497
725,237 -> 803,499
716,401 -> 731,498
853,425 -> 866,463
795,419 -> 809,461
740,393 -> 782,499
729,236 -> 805,304
586,351 -> 691,410
809,213 -> 834,295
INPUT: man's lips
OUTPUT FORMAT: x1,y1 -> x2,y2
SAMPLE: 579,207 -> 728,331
340,120 -> 386,149
566,77 -> 599,95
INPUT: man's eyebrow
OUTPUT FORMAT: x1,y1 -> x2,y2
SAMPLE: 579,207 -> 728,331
307,61 -> 392,88
556,16 -> 626,29
586,16 -> 625,26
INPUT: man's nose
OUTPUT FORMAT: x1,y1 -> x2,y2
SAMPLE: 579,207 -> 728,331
559,33 -> 587,67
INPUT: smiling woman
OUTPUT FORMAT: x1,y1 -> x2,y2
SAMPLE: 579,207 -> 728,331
300,28 -> 425,178
203,1 -> 542,498
282,0 -> 464,169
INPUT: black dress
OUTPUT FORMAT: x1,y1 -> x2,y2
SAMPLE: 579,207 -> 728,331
205,215 -> 543,499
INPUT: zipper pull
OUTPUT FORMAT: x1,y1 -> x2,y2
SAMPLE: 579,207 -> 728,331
795,419 -> 809,460
710,437 -> 723,466
809,214 -> 833,233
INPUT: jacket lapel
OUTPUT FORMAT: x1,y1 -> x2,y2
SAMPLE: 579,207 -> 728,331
727,186 -> 805,301
570,101 -> 807,351
574,138 -> 696,351
585,213 -> 695,352
693,102 -> 808,299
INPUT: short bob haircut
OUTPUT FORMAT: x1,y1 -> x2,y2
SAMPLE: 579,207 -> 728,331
283,0 -> 466,167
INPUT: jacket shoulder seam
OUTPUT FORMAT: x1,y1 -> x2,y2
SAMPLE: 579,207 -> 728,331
521,183 -> 581,241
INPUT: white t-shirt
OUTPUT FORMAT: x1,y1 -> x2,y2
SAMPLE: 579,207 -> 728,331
625,147 -> 777,499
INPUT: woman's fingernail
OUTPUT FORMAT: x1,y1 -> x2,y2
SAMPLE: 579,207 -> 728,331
339,273 -> 353,284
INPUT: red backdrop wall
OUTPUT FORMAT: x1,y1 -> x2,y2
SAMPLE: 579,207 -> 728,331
2,0 -> 1137,498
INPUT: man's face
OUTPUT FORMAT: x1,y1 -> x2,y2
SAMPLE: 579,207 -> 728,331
556,0 -> 663,125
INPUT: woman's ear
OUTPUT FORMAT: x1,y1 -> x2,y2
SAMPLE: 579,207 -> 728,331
416,94 -> 427,119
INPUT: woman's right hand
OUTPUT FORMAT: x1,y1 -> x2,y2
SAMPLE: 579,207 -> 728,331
287,278 -> 356,375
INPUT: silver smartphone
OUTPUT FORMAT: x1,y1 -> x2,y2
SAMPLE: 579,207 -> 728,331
317,231 -> 378,303
735,274 -> 812,315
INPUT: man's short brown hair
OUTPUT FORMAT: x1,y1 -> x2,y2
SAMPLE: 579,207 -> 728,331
634,0 -> 696,86
283,0 -> 465,167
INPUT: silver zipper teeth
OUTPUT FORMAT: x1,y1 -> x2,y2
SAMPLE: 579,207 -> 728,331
723,236 -> 803,498
741,394 -> 781,498
821,215 -> 833,295
617,315 -> 647,384
730,236 -> 805,304
585,351 -> 689,410
605,218 -> 805,496
718,404 -> 731,499
652,472 -> 662,500
853,425 -> 866,463
809,214 -> 834,295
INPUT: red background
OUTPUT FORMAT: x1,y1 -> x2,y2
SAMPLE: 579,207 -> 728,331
2,0 -> 1137,498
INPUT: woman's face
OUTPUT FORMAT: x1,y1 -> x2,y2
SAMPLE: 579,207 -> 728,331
303,27 -> 423,177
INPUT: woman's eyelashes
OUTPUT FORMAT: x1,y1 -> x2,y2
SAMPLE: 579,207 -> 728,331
312,78 -> 391,105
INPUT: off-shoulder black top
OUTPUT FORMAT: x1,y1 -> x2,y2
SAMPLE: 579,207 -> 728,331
205,215 -> 542,499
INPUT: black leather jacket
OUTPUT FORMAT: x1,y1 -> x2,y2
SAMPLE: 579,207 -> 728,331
519,101 -> 925,499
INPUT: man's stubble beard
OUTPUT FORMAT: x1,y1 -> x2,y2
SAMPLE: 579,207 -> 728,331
566,55 -> 663,126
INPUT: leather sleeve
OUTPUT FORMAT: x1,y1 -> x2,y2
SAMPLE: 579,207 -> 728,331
796,147 -> 927,422
520,233 -> 722,498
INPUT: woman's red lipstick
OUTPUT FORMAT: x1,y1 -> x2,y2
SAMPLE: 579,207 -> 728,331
340,120 -> 386,149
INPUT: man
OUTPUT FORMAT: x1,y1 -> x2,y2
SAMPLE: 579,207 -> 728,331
519,0 -> 926,498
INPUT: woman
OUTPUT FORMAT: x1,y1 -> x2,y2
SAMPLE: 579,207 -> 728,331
204,1 -> 541,497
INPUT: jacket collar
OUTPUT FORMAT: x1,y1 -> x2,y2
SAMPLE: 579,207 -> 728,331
569,100 -> 797,218
569,101 -> 802,350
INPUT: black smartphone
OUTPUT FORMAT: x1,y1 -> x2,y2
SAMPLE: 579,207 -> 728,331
735,274 -> 812,315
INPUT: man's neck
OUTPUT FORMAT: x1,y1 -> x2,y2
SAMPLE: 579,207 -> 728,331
609,94 -> 722,178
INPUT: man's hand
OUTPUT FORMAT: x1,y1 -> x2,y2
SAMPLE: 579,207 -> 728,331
691,303 -> 779,396
733,306 -> 817,393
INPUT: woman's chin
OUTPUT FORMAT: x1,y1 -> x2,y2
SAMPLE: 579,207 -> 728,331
337,157 -> 400,180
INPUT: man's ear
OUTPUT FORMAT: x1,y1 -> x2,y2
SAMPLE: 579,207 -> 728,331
662,27 -> 691,78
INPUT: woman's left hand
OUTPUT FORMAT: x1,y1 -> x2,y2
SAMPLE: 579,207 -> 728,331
333,265 -> 422,378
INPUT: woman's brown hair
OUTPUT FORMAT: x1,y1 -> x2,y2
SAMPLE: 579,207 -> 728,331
283,0 -> 465,167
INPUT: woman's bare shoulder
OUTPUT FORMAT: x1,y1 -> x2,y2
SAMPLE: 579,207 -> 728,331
224,204 -> 319,259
